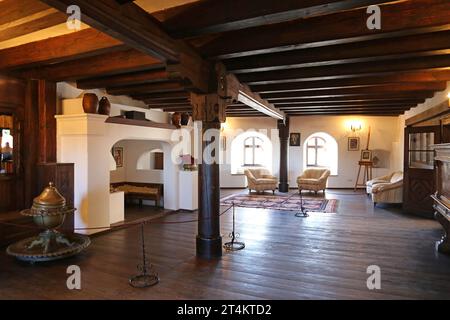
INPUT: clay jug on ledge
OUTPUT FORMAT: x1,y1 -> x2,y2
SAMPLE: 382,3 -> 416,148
180,112 -> 190,126
172,112 -> 181,128
98,96 -> 111,116
82,93 -> 98,114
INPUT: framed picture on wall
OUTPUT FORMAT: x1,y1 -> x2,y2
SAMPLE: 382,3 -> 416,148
289,133 -> 301,146
361,150 -> 372,161
112,147 -> 123,167
348,137 -> 360,151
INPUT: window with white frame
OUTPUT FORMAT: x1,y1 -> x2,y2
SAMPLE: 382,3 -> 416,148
303,132 -> 338,175
243,136 -> 264,166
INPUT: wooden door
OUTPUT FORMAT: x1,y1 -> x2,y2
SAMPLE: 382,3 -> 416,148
403,125 -> 441,218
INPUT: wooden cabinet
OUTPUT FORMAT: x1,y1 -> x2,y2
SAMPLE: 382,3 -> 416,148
432,144 -> 450,254
403,126 -> 440,217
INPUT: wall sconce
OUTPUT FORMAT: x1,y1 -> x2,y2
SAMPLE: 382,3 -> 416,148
350,121 -> 362,133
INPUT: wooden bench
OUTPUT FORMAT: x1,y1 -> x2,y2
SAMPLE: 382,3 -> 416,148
111,182 -> 163,207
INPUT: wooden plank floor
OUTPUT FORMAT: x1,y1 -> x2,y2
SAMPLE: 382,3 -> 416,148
1,189 -> 450,300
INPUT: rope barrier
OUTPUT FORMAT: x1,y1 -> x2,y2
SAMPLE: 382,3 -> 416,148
0,204 -> 235,233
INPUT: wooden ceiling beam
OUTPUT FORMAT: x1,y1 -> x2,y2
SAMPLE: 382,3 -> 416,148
250,71 -> 450,93
267,99 -> 425,105
225,31 -> 450,73
264,93 -> 435,101
77,69 -> 169,89
0,0 -> 51,25
18,49 -> 162,81
198,0 -> 450,59
260,89 -> 437,100
107,81 -> 184,95
238,55 -> 450,85
284,111 -> 404,115
41,0 -> 211,92
131,92 -> 189,101
0,28 -> 125,71
276,101 -> 421,108
0,10 -> 67,42
278,106 -> 412,111
154,0 -> 392,38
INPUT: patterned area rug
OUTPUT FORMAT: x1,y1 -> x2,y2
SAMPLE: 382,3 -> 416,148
220,193 -> 338,213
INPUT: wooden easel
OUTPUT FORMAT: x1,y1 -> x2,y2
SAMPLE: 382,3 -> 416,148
354,126 -> 373,191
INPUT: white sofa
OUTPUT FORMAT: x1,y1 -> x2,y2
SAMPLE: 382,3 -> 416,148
366,171 -> 403,205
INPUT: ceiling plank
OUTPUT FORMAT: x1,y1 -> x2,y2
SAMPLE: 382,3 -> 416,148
131,92 -> 189,100
18,49 -> 162,81
0,0 -> 51,25
264,93 -> 435,101
198,0 -> 450,59
225,31 -> 450,73
0,28 -> 124,70
77,69 -> 169,89
0,10 -> 67,42
154,0 -> 392,38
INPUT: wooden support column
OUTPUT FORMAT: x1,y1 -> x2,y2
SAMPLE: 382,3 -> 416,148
278,117 -> 290,193
191,93 -> 226,259
38,80 -> 57,163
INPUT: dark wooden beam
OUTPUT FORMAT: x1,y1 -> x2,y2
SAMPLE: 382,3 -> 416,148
198,0 -> 450,58
77,69 -> 169,89
0,0 -> 51,25
155,0 -> 392,38
225,31 -> 450,73
238,55 -> 450,85
0,11 -> 67,42
260,89 -> 437,100
276,102 -> 418,108
284,111 -> 405,115
131,92 -> 189,101
264,93 -> 435,101
144,98 -> 189,104
267,99 -> 425,105
107,82 -> 184,95
0,28 -> 124,71
19,49 -> 162,81
250,71 -> 450,93
41,0 -> 211,92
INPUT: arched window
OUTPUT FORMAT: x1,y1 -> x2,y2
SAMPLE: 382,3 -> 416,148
244,136 -> 264,166
306,136 -> 326,167
230,131 -> 272,174
303,132 -> 338,175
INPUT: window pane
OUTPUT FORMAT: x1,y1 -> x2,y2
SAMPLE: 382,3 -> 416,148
307,139 -> 315,147
317,148 -> 327,166
316,137 -> 325,146
244,147 -> 253,165
254,147 -> 263,165
307,148 -> 316,166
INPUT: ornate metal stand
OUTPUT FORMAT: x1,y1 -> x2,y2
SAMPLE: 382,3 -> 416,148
295,191 -> 309,217
129,223 -> 159,288
223,204 -> 245,251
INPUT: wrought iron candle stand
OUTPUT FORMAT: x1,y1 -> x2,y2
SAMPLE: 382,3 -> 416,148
223,203 -> 245,251
295,191 -> 309,218
129,223 -> 159,288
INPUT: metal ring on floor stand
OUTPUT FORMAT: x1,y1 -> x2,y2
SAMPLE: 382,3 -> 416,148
129,223 -> 159,288
295,191 -> 309,218
223,203 -> 245,251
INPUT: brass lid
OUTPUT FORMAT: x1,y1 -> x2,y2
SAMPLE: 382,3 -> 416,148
32,182 -> 66,209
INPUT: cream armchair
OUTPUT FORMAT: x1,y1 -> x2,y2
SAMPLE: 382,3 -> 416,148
297,168 -> 330,194
244,168 -> 278,194
366,171 -> 403,205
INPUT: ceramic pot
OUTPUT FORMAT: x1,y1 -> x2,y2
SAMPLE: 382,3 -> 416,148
172,112 -> 181,128
98,96 -> 111,116
82,93 -> 98,114
180,112 -> 190,126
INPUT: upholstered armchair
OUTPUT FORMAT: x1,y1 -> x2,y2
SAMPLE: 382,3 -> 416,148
244,168 -> 278,194
367,171 -> 403,205
297,168 -> 330,194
